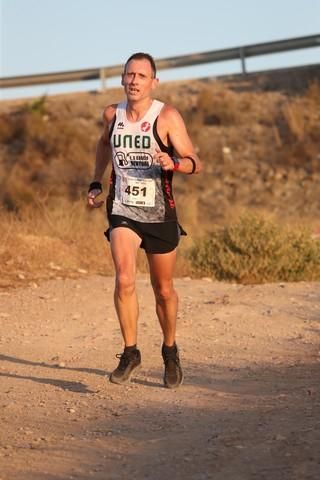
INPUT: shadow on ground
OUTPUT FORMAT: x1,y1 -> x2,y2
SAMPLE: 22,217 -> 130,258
1,356 -> 319,480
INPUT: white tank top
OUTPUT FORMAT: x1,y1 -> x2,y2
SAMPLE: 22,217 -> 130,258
107,99 -> 177,223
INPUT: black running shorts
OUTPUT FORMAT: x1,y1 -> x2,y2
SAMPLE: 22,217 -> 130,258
104,215 -> 186,254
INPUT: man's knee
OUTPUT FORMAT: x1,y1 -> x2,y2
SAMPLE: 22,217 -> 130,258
153,283 -> 175,303
115,272 -> 136,296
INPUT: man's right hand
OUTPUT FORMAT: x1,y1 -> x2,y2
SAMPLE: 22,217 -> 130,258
87,182 -> 104,208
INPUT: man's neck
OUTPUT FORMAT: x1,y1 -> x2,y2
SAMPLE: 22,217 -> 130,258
126,98 -> 153,122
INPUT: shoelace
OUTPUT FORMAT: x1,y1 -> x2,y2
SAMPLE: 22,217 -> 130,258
163,351 -> 180,366
115,352 -> 131,370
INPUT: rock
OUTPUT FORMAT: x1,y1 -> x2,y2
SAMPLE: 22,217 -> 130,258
49,262 -> 62,271
307,388 -> 316,396
39,294 -> 51,300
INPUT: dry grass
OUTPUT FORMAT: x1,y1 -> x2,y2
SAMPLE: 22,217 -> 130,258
1,78 -> 320,287
0,199 -> 194,288
0,200 -> 113,288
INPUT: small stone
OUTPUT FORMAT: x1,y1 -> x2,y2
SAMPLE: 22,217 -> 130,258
222,146 -> 231,155
77,268 -> 87,274
307,388 -> 316,396
17,273 -> 25,280
275,434 -> 287,441
58,362 -> 66,368
183,456 -> 192,462
67,408 -> 76,413
49,262 -> 62,271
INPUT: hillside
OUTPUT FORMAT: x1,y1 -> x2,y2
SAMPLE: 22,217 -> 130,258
1,68 -> 320,287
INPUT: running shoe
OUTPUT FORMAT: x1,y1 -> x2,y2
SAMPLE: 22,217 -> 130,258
109,348 -> 141,385
162,343 -> 184,389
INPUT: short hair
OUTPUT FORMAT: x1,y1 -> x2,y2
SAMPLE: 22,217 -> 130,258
124,52 -> 157,78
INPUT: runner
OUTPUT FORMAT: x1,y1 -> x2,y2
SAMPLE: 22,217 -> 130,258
88,52 -> 202,388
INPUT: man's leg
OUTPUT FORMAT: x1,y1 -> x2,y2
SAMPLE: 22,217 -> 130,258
147,250 -> 183,388
110,227 -> 141,347
109,227 -> 142,385
147,249 -> 178,346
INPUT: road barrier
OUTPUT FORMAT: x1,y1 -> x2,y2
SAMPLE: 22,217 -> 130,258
1,34 -> 319,89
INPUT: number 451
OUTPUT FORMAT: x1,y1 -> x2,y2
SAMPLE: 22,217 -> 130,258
125,185 -> 147,196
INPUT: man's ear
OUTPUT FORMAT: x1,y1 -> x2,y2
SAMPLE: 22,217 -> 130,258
121,74 -> 125,86
152,77 -> 159,90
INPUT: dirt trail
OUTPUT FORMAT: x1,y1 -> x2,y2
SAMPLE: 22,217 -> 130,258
0,275 -> 320,480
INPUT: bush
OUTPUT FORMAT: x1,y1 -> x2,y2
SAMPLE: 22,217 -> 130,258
189,212 -> 320,283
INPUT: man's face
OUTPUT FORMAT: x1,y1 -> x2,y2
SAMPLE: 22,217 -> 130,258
122,59 -> 158,101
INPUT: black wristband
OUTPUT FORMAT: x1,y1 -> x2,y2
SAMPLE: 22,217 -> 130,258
185,156 -> 196,174
88,181 -> 102,193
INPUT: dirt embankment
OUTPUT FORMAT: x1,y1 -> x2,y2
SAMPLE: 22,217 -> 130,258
1,67 -> 320,227
1,68 -> 320,289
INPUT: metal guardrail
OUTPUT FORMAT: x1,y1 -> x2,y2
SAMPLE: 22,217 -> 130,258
1,34 -> 320,89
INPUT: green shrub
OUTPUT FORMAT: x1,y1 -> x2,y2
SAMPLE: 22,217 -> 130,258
189,212 -> 320,283
23,95 -> 48,115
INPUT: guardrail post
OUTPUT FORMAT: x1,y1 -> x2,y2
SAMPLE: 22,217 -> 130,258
100,68 -> 106,91
239,47 -> 246,75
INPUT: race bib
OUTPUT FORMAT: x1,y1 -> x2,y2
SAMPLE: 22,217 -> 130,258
121,176 -> 155,207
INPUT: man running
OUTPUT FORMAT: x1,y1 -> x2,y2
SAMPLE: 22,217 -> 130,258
88,52 -> 202,388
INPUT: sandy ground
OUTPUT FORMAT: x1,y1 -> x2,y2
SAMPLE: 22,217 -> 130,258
0,275 -> 320,480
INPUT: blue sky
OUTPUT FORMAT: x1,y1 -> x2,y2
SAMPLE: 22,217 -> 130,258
1,0 -> 320,99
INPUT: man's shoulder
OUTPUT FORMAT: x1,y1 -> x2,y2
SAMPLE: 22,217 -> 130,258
158,103 -> 182,127
158,103 -> 180,119
103,103 -> 118,123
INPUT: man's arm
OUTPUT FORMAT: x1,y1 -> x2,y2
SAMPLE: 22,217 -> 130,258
155,105 -> 202,174
87,105 -> 115,208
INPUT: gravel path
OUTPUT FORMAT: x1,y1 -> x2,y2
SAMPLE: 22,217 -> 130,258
1,276 -> 320,479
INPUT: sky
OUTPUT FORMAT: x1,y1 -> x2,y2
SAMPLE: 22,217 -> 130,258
0,0 -> 320,99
